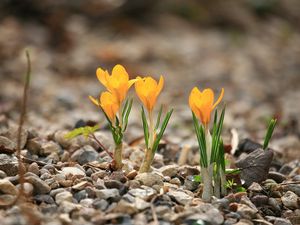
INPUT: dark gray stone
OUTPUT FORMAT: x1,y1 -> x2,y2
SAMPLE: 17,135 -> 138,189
74,190 -> 88,202
0,154 -> 18,176
71,145 -> 99,165
236,148 -> 274,187
33,194 -> 55,204
268,171 -> 286,183
92,199 -> 109,210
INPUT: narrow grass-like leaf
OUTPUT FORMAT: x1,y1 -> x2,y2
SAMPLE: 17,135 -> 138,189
211,107 -> 225,164
152,109 -> 173,152
192,112 -> 208,167
155,105 -> 163,130
122,99 -> 133,132
122,99 -> 129,118
99,106 -> 113,128
263,118 -> 277,150
218,139 -> 225,171
217,107 -> 225,138
199,125 -> 208,167
210,110 -> 219,163
192,113 -> 205,167
99,105 -> 122,144
141,106 -> 149,149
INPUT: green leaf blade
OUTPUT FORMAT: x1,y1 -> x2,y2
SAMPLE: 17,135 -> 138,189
152,108 -> 173,153
141,106 -> 149,149
263,118 -> 277,150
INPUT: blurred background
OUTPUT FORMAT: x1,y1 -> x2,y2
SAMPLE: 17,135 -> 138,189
0,0 -> 300,159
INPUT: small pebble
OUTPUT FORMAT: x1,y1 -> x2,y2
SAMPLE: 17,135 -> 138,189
25,175 -> 51,194
41,141 -> 61,156
17,182 -> 34,196
33,194 -> 55,204
268,171 -> 286,183
248,182 -> 263,192
74,190 -> 87,202
281,191 -> 299,209
93,199 -> 109,210
28,162 -> 40,176
95,188 -> 120,201
135,173 -> 163,187
169,177 -> 181,186
0,170 -> 7,178
50,188 -> 65,197
61,167 -> 85,177
0,179 -> 19,195
251,195 -> 269,207
184,175 -> 200,191
55,191 -> 73,205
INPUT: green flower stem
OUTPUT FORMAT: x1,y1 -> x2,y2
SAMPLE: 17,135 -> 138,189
139,111 -> 155,173
139,148 -> 154,173
113,142 -> 123,170
148,111 -> 155,148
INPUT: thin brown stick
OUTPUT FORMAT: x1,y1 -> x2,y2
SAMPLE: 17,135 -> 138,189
16,50 -> 31,201
1,51 -> 32,208
279,181 -> 300,185
89,133 -> 113,159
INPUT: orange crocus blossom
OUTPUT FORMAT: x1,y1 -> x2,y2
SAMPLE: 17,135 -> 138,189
189,87 -> 224,126
96,64 -> 136,104
135,76 -> 164,112
89,91 -> 119,122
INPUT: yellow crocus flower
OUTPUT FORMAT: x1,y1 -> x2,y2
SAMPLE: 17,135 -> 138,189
135,76 -> 164,112
96,64 -> 136,104
89,91 -> 119,122
189,87 -> 224,126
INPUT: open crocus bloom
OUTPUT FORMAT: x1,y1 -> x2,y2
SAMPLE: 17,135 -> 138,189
89,91 -> 119,122
189,87 -> 224,126
96,64 -> 136,104
135,76 -> 164,112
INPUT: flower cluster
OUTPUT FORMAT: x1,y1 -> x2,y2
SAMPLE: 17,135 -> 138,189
89,64 -> 172,171
68,62 -> 280,204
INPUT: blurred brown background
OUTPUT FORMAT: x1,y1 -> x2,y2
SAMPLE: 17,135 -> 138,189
0,0 -> 300,157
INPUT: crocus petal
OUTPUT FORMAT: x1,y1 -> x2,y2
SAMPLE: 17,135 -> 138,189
188,87 -> 224,125
134,78 -> 145,100
147,89 -> 158,111
212,88 -> 224,109
202,88 -> 214,106
89,95 -> 99,106
118,82 -> 129,103
156,76 -> 164,97
135,75 -> 164,112
96,68 -> 110,87
100,91 -> 119,121
189,87 -> 201,119
112,64 -> 129,82
200,104 -> 212,125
